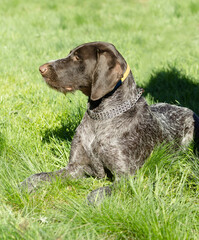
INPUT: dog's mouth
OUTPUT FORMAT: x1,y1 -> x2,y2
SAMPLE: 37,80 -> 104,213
65,86 -> 73,91
43,77 -> 60,91
39,63 -> 71,94
62,86 -> 75,94
39,63 -> 88,96
43,76 -> 74,94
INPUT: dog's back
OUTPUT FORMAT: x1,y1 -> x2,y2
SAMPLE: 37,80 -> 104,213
151,103 -> 199,147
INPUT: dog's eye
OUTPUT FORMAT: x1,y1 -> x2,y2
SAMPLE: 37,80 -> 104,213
74,55 -> 80,61
109,65 -> 114,70
73,53 -> 81,61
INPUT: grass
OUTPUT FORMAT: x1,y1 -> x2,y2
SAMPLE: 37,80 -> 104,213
0,0 -> 199,239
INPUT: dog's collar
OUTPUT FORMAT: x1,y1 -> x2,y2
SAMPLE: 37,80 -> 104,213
87,88 -> 144,120
113,64 -> 131,91
121,64 -> 131,82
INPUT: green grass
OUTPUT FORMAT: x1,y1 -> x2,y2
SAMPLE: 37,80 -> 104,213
0,0 -> 199,239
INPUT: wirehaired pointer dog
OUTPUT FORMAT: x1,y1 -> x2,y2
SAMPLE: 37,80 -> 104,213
22,42 -> 199,202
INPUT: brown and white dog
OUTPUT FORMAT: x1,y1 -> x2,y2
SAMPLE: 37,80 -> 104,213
22,42 -> 199,202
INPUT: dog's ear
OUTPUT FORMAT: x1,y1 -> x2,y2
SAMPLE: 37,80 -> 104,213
91,50 -> 123,101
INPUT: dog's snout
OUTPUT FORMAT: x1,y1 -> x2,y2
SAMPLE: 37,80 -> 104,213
39,64 -> 49,75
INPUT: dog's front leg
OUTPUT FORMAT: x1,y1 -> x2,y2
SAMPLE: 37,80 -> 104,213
20,138 -> 91,193
20,163 -> 87,193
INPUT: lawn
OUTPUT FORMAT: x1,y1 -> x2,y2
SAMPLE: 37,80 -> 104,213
0,0 -> 199,239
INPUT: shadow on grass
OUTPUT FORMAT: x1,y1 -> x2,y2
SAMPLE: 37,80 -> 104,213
42,113 -> 83,143
143,66 -> 199,152
143,66 -> 199,115
42,122 -> 78,143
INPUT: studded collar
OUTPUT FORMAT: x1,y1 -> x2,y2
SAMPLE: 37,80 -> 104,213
87,88 -> 144,121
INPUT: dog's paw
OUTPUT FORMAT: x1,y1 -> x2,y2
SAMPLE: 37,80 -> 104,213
20,172 -> 53,193
87,186 -> 112,205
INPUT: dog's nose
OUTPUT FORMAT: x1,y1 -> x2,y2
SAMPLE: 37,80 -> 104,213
39,64 -> 49,75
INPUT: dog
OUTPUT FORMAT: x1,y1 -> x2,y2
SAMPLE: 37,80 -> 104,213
22,42 -> 199,203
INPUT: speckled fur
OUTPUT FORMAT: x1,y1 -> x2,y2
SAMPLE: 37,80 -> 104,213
22,42 -> 199,199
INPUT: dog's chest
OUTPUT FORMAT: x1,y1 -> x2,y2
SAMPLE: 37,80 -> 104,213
79,119 -> 120,159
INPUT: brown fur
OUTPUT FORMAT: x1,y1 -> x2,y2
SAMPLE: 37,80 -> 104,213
22,42 -> 199,203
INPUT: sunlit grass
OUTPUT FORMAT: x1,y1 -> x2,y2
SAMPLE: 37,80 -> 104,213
0,0 -> 199,239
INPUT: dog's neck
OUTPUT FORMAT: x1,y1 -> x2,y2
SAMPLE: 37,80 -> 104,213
88,72 -> 140,112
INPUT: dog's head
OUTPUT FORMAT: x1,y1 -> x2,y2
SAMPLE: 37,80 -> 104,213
39,42 -> 128,101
